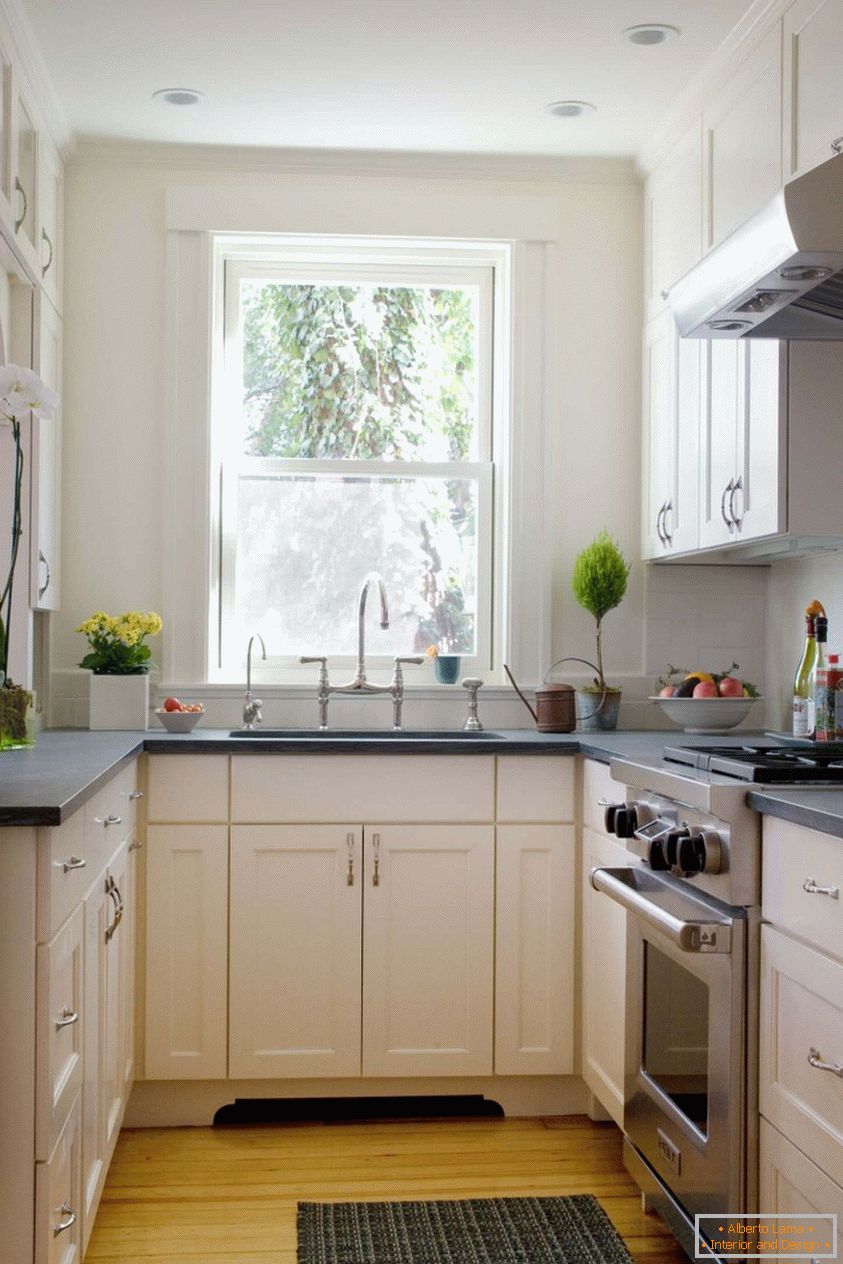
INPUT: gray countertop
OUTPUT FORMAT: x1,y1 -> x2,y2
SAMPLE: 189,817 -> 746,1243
4,727 -> 843,836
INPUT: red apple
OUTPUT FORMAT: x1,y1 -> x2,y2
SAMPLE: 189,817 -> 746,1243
163,696 -> 183,712
659,685 -> 676,697
693,680 -> 718,698
718,676 -> 744,698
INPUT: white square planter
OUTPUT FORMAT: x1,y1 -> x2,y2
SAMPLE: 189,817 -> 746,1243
88,674 -> 150,730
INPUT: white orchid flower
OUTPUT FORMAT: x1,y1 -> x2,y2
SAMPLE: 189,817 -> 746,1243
0,364 -> 58,421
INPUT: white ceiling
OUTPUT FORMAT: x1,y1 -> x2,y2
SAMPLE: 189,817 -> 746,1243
23,0 -> 754,156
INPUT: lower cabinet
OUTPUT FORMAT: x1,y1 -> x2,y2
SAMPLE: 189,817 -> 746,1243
35,1094 -> 83,1264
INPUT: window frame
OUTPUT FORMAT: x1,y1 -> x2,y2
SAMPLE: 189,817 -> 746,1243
208,237 -> 508,683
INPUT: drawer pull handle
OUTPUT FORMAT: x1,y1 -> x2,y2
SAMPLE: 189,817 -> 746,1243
803,877 -> 839,899
105,876 -> 123,942
55,1007 -> 79,1030
128,791 -> 144,801
53,1203 -> 76,1236
372,832 -> 380,887
128,839 -> 142,852
808,1047 -> 843,1078
104,813 -> 123,827
346,832 -> 354,886
61,855 -> 86,873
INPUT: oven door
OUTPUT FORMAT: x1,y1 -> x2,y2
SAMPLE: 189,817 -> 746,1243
591,866 -> 747,1221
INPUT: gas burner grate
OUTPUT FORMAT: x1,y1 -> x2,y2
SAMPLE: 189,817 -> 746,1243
663,744 -> 843,782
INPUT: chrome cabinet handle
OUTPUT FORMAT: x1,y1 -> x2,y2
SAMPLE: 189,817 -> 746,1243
729,476 -> 743,528
105,876 -> 123,942
803,877 -> 839,899
128,838 -> 142,852
662,500 -> 674,543
346,832 -> 355,886
720,479 -> 735,530
61,855 -> 86,873
832,136 -> 843,154
808,1046 -> 843,1078
55,1007 -> 79,1030
41,228 -> 53,276
128,790 -> 144,801
104,813 -> 123,827
14,176 -> 27,232
372,832 -> 381,887
37,549 -> 50,599
53,1203 -> 76,1236
656,503 -> 667,544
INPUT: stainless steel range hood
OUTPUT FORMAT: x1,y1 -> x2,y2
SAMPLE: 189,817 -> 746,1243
668,152 -> 843,339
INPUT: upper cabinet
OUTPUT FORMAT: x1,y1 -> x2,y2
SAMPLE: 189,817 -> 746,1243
784,0 -> 843,179
645,123 -> 703,320
38,139 -> 62,314
30,291 -> 62,610
9,73 -> 40,277
703,24 -> 783,249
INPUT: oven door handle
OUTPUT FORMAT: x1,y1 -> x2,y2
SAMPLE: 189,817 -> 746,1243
590,867 -> 733,953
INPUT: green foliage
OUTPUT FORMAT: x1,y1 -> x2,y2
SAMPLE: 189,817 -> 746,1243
571,532 -> 630,621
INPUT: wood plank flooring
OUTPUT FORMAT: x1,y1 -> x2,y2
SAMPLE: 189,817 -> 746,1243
86,1115 -> 688,1263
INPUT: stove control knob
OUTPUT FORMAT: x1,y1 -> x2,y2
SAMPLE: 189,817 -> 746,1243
646,838 -> 670,871
603,803 -> 621,834
667,829 -> 723,877
614,806 -> 639,839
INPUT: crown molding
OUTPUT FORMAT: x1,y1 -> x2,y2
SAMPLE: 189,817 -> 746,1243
69,137 -> 640,186
637,0 -> 791,176
0,0 -> 73,157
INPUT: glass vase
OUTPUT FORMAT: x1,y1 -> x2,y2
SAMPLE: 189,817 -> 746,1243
0,685 -> 37,750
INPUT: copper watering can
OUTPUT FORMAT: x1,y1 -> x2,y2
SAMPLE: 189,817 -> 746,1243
504,658 -> 607,733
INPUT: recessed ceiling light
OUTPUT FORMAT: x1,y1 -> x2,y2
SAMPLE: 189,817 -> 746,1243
624,23 -> 680,45
153,88 -> 204,106
546,100 -> 597,119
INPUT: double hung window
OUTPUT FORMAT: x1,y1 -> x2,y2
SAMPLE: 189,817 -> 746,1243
212,242 -> 500,678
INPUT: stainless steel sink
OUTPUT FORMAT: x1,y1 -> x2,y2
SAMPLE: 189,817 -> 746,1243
228,728 -> 503,740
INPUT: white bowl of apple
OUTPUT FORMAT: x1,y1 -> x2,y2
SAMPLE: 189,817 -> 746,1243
155,697 -> 204,732
650,670 -> 761,733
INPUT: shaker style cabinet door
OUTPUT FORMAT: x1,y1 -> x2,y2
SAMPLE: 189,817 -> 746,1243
645,121 -> 703,321
783,0 -> 843,180
144,825 -> 229,1080
362,825 -> 494,1077
229,825 -> 363,1079
30,292 -> 62,610
641,310 -> 699,559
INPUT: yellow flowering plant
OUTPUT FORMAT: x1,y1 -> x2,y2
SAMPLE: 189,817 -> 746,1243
76,610 -> 163,675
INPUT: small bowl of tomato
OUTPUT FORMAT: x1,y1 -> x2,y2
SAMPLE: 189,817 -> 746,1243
155,697 -> 204,732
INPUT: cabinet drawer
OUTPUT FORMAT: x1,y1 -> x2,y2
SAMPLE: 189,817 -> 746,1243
231,755 -> 494,822
582,758 -> 621,833
762,817 -> 843,960
759,1118 -> 843,1219
760,926 -> 843,1188
84,782 -> 130,878
37,809 -> 88,943
35,1093 -> 82,1264
146,755 -> 229,822
495,756 -> 574,822
36,906 -> 84,1161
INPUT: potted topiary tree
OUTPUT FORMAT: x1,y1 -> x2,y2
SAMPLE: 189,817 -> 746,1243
571,530 -> 630,731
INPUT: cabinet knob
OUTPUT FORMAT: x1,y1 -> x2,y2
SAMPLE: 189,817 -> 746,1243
61,855 -> 86,873
53,1203 -> 77,1236
55,1007 -> 79,1030
104,813 -> 123,827
128,790 -> 144,801
831,136 -> 843,154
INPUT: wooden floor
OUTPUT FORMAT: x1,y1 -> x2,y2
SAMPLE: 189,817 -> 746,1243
86,1115 -> 689,1263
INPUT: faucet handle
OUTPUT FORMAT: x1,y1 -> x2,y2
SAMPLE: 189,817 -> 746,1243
395,656 -> 425,666
300,656 -> 327,665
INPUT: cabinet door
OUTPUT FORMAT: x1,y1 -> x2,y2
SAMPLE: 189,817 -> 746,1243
645,121 -> 703,320
8,69 -> 40,274
37,138 -> 62,313
641,311 -> 699,559
229,825 -> 362,1078
495,825 -> 574,1075
581,825 -> 632,1126
30,292 -> 62,610
145,825 -> 228,1079
699,340 -> 741,548
120,837 -> 138,1098
703,24 -> 783,248
759,1118 -> 843,1220
35,1094 -> 82,1264
733,340 -> 786,541
362,824 -> 494,1077
80,843 -> 128,1251
36,905 -> 84,1162
784,0 -> 843,180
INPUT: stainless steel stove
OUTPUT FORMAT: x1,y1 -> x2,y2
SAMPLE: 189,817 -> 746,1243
664,742 -> 843,783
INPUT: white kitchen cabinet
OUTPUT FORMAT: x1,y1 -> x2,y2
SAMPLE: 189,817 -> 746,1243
783,0 -> 843,180
759,1118 -> 843,1219
30,291 -> 62,610
495,825 -> 575,1075
35,1094 -> 82,1264
362,824 -> 494,1077
37,138 -> 62,313
229,825 -> 362,1079
144,825 -> 229,1079
35,905 -> 83,1162
581,819 -> 631,1126
699,340 -> 786,549
703,24 -> 783,249
645,122 -> 703,320
81,841 -> 131,1251
641,310 -> 699,559
8,69 -> 41,278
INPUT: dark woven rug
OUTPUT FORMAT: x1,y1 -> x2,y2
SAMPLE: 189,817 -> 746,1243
297,1194 -> 634,1263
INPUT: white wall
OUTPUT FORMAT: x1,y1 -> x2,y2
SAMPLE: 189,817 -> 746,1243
53,144 -> 767,728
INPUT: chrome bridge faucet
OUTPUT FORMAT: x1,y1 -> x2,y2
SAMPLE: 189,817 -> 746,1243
300,573 -> 423,729
242,633 -> 267,729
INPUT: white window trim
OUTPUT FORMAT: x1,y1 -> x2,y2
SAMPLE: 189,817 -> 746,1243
162,187 -> 556,691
